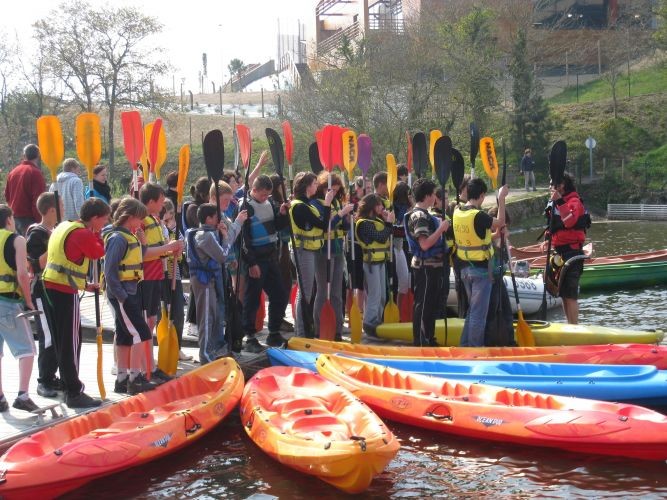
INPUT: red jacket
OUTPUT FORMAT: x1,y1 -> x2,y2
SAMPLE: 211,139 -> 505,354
4,161 -> 46,221
550,191 -> 586,249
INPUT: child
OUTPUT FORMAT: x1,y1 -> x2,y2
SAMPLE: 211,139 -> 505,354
186,203 -> 228,364
104,198 -> 158,395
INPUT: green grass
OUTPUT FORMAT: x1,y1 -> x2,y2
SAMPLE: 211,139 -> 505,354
548,62 -> 667,105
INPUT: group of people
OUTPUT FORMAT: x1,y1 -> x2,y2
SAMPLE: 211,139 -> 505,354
0,140 -> 588,414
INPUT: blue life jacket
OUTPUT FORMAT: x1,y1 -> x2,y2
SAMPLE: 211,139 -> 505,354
186,227 -> 222,285
404,208 -> 446,260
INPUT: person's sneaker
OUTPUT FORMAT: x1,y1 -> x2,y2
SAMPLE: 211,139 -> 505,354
37,383 -> 58,398
66,392 -> 102,409
114,378 -> 128,394
111,364 -> 117,376
0,398 -> 7,412
266,332 -> 287,348
279,319 -> 294,333
127,374 -> 158,395
152,369 -> 173,385
178,350 -> 193,361
13,397 -> 39,413
243,337 -> 265,354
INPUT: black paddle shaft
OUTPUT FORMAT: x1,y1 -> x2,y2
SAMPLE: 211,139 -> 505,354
203,129 -> 225,241
434,135 -> 453,346
412,132 -> 427,180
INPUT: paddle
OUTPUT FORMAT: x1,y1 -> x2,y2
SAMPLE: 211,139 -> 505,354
540,140 -> 567,320
383,153 -> 400,325
203,129 -> 225,233
149,119 -> 167,181
282,120 -> 294,192
451,148 -> 465,205
120,111 -> 144,198
480,137 -> 499,191
412,132 -> 427,180
434,136 -> 452,346
498,142 -> 535,346
75,112 -> 105,400
266,127 -> 315,338
357,134 -> 372,194
429,130 -> 443,179
469,123 -> 480,179
36,115 -> 64,222
308,142 -> 324,174
233,127 -> 241,175
406,131 -> 413,187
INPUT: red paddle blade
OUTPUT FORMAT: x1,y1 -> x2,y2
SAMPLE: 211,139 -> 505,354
332,125 -> 345,171
317,125 -> 337,172
282,120 -> 294,166
236,124 -> 252,169
400,290 -> 414,322
148,118 -> 163,174
406,131 -> 413,173
290,283 -> 298,319
319,301 -> 337,341
121,111 -> 144,169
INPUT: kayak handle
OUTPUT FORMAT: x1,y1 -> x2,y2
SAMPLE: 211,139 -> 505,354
426,406 -> 453,421
350,435 -> 367,452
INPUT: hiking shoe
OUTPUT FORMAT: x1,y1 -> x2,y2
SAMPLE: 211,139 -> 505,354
152,369 -> 173,385
243,337 -> 265,354
37,383 -> 58,398
279,319 -> 294,333
114,378 -> 128,394
13,397 -> 39,413
0,398 -> 7,412
66,392 -> 102,409
363,324 -> 378,338
128,374 -> 158,395
266,332 -> 287,348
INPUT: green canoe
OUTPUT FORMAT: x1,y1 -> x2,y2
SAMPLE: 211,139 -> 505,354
580,261 -> 667,291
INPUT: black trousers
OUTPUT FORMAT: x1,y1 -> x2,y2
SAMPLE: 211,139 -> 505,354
45,288 -> 84,397
33,280 -> 59,385
412,265 -> 448,346
242,256 -> 288,335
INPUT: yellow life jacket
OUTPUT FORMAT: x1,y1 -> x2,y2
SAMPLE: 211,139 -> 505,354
43,221 -> 90,290
289,199 -> 324,251
453,206 -> 494,262
355,217 -> 390,263
381,196 -> 391,210
143,215 -> 165,262
106,229 -> 143,282
331,199 -> 346,241
0,229 -> 19,296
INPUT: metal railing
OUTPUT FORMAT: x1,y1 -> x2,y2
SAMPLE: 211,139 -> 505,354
607,204 -> 667,220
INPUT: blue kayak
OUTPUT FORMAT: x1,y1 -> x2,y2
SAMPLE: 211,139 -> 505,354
266,348 -> 667,406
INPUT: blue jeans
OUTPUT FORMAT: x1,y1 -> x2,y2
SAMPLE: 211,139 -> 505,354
459,265 -> 493,347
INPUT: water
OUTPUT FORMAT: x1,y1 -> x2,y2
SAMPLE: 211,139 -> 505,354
63,221 -> 667,499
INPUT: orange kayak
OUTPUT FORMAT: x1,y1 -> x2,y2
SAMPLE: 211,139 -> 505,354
0,358 -> 244,499
316,355 -> 667,461
289,337 -> 667,369
241,366 -> 399,493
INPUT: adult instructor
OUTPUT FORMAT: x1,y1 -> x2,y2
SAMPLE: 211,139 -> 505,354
4,144 -> 46,236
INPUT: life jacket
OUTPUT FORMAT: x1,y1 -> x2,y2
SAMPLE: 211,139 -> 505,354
0,229 -> 19,296
548,197 -> 592,233
355,217 -> 390,263
25,223 -> 50,276
246,197 -> 278,248
186,227 -> 222,285
404,208 -> 445,261
289,198 -> 324,251
43,221 -> 90,290
453,206 -> 494,263
104,228 -> 143,281
142,215 -> 165,262
312,198 -> 346,242
429,207 -> 455,251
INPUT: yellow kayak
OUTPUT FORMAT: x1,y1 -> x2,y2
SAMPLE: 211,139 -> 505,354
375,319 -> 664,346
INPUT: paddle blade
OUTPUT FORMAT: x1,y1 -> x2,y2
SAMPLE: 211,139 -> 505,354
308,142 -> 324,174
480,137 -> 499,190
386,153 -> 398,203
317,125 -> 336,172
167,322 -> 179,376
501,140 -> 507,186
177,145 -> 191,206
203,129 -> 225,183
350,299 -> 362,344
156,306 -> 171,373
265,128 -> 285,179
148,118 -> 164,177
75,112 -> 102,179
429,129 -> 443,177
331,125 -> 345,171
406,131 -> 413,173
255,292 -> 266,332
342,130 -> 358,178
236,124 -> 252,170
516,310 -> 536,347
154,120 -> 167,179
319,301 -> 337,341
282,120 -> 294,166
121,110 -> 144,169
36,115 -> 64,181
469,123 -> 480,166
383,297 -> 400,324
549,140 -> 567,185
434,136 -> 453,189
451,148 -> 465,193
399,290 -> 414,322
233,128 -> 241,173
357,134 -> 372,176
412,132 -> 427,179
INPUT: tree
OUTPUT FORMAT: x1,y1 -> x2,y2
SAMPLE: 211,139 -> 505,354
509,27 -> 552,162
654,0 -> 667,49
227,58 -> 246,89
34,0 -> 169,170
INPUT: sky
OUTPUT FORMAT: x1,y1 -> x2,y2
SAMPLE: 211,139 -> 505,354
1,0 -> 316,91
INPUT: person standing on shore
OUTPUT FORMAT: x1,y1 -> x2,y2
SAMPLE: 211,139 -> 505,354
50,158 -> 85,220
4,144 -> 46,236
520,148 -> 536,192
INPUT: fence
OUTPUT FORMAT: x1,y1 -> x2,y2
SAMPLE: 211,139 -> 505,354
607,204 -> 667,220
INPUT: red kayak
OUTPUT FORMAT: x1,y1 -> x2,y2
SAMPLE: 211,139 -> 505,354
511,243 -> 667,268
317,355 -> 667,461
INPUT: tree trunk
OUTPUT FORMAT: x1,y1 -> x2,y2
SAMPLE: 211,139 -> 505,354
107,103 -> 115,171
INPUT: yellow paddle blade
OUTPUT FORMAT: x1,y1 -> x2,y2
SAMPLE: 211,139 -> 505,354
350,299 -> 362,344
75,113 -> 102,180
177,145 -> 191,206
142,122 -> 154,180
167,322 -> 179,376
342,130 -> 358,178
429,129 -> 442,177
515,310 -> 535,347
36,115 -> 64,181
383,296 -> 400,324
386,153 -> 398,204
96,328 -> 106,400
480,137 -> 499,190
153,123 -> 167,180
156,306 -> 171,373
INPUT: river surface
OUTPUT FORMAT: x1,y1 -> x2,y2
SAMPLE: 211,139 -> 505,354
64,221 -> 667,499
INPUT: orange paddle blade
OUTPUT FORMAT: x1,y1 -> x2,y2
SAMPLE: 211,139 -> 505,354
75,112 -> 102,180
319,301 -> 337,341
406,131 -> 413,173
282,120 -> 294,166
147,118 -> 163,175
121,110 -> 143,169
515,310 -> 535,347
150,118 -> 167,179
342,130 -> 358,178
96,328 -> 105,400
236,124 -> 252,169
36,115 -> 64,181
177,145 -> 191,206
480,137 -> 499,190
429,129 -> 442,177
386,153 -> 398,204
399,290 -> 414,323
